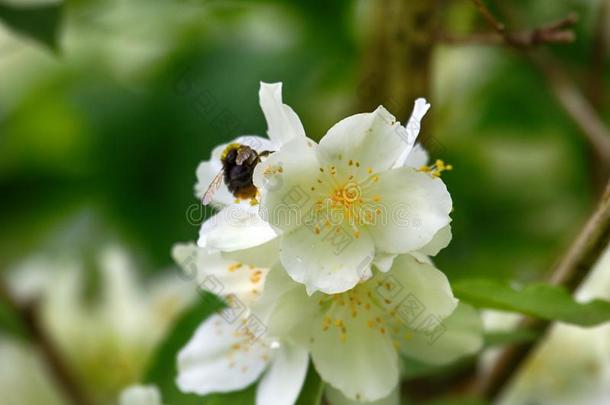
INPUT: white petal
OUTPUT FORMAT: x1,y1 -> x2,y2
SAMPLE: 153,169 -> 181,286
249,264 -> 304,326
222,237 -> 281,269
393,99 -> 431,167
254,136 -> 321,233
310,309 -> 399,402
326,385 -> 399,405
261,275 -> 318,345
367,167 -> 452,253
388,254 -> 458,328
177,314 -> 271,395
373,252 -> 397,273
119,385 -> 162,405
198,205 -> 277,252
400,303 -> 483,365
259,82 -> 305,147
402,143 -> 429,169
172,243 -> 269,303
256,343 -> 309,405
280,225 -> 375,295
318,106 -> 409,173
417,225 -> 452,256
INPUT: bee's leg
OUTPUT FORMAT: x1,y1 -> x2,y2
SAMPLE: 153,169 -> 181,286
258,150 -> 272,158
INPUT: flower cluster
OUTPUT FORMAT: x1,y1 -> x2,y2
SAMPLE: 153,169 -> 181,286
172,82 -> 483,404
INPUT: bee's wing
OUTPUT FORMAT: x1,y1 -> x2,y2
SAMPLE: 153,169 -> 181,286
202,169 -> 225,205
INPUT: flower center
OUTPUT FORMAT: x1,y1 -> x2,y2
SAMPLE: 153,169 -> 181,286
317,279 -> 412,346
309,160 -> 383,238
336,182 -> 360,205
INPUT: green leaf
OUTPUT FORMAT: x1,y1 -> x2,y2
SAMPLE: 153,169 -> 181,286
483,329 -> 540,348
454,279 -> 610,326
0,2 -> 63,51
296,361 -> 325,405
401,354 -> 476,380
143,291 -> 226,405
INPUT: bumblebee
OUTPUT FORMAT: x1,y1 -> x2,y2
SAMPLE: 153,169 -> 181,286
202,143 -> 271,205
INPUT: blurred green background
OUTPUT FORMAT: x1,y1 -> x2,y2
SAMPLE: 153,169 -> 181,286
0,0 -> 608,403
1,0 -> 600,279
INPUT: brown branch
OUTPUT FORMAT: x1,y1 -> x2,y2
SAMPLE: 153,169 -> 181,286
471,0 -> 505,34
529,51 -> 610,167
437,31 -> 505,45
471,1 -> 577,47
585,0 -> 610,189
475,180 -> 610,400
466,1 -> 610,400
587,0 -> 610,111
469,0 -> 610,169
549,184 -> 610,290
0,280 -> 92,405
439,13 -> 577,47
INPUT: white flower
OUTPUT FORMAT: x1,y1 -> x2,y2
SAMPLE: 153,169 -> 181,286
325,385 -> 400,405
254,99 -> 453,294
171,235 -> 478,404
253,254 -> 482,402
175,89 -> 470,404
195,82 -> 305,252
172,242 -> 309,405
119,385 -> 162,405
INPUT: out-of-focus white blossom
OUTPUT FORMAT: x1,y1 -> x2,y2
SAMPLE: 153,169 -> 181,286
0,338 -> 65,405
119,384 -> 162,405
5,243 -> 194,404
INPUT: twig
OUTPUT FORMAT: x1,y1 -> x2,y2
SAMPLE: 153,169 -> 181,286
470,0 -> 578,47
0,280 -> 91,405
467,1 -> 610,399
438,31 -> 574,46
475,180 -> 610,400
530,51 -> 610,167
439,13 -> 576,47
587,0 -> 610,111
471,0 -> 505,34
549,183 -> 610,289
438,31 -> 505,45
468,0 -> 610,168
585,0 -> 610,189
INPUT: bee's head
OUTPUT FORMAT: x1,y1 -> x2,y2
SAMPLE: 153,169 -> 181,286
220,143 -> 242,162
